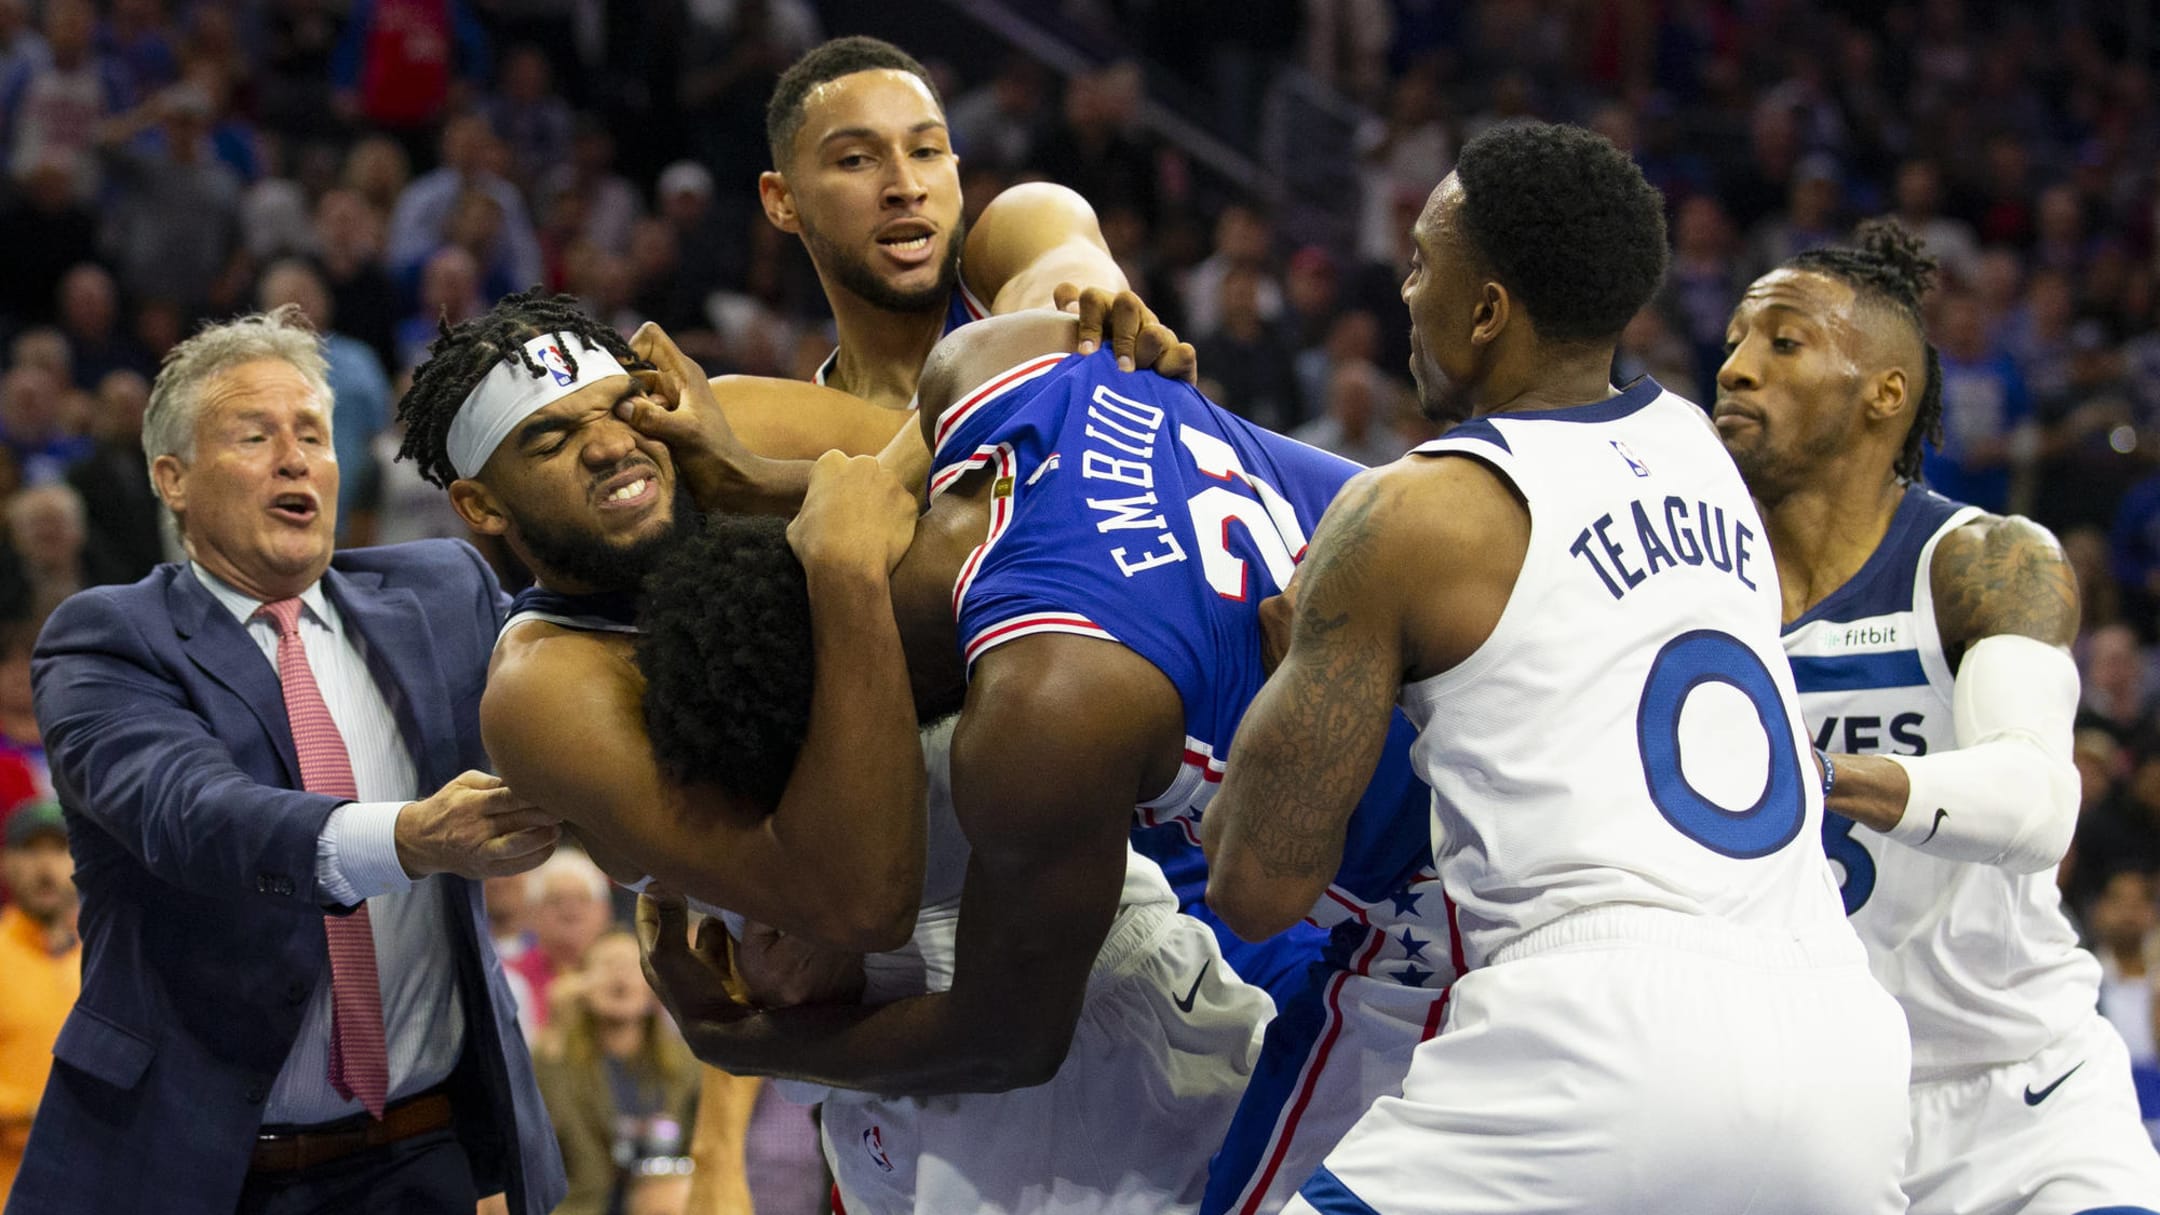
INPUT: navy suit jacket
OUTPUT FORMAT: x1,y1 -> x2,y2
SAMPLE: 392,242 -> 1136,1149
7,540 -> 566,1215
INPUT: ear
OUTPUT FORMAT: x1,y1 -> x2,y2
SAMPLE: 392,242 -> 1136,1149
448,478 -> 511,536
1470,281 -> 1511,349
1864,366 -> 1908,425
151,453 -> 187,517
758,171 -> 800,235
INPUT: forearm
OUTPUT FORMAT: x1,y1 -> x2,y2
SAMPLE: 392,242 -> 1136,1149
764,562 -> 926,947
677,990 -> 1050,1097
1844,634 -> 2079,872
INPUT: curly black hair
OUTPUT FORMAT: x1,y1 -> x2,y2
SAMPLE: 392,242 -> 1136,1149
636,514 -> 815,810
1452,121 -> 1669,343
1785,219 -> 1942,483
766,36 -> 942,170
395,288 -> 647,488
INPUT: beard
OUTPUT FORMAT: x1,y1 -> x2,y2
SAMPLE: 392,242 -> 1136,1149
519,487 -> 697,593
801,210 -> 967,314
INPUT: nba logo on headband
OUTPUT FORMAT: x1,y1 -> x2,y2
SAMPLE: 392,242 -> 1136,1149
445,333 -> 632,478
539,344 -> 576,386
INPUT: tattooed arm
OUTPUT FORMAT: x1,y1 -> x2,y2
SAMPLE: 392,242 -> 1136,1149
1204,456 -> 1527,938
1929,514 -> 2081,659
1823,514 -> 2082,871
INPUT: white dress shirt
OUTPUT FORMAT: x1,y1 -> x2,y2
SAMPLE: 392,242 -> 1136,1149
191,564 -> 466,1126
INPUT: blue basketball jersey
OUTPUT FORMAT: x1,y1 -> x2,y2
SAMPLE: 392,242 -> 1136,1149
928,348 -> 1443,967
933,347 -> 1357,825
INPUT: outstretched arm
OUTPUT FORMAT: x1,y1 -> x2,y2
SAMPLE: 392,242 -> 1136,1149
1826,514 -> 2081,873
642,634 -> 1179,1095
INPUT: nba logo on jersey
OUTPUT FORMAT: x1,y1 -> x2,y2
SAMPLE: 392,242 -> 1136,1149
1610,438 -> 1651,477
538,344 -> 575,386
862,1126 -> 895,1173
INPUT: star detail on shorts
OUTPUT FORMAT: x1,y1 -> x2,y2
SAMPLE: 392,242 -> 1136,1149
1395,963 -> 1434,987
1387,890 -> 1423,917
1396,929 -> 1428,961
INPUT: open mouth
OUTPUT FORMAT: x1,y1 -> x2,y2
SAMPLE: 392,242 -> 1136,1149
267,492 -> 318,524
595,466 -> 660,510
875,221 -> 937,263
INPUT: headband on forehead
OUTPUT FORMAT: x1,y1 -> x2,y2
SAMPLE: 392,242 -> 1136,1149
446,333 -> 631,479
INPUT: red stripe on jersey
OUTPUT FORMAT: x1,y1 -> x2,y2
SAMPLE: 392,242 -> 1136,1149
932,353 -> 1069,453
1232,970 -> 1353,1215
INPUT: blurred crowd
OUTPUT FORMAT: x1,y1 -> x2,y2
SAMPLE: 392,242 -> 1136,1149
11,0 -> 2160,1204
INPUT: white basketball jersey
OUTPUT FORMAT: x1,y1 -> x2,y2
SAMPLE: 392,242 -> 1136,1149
1783,485 -> 2100,1082
1399,380 -> 1851,970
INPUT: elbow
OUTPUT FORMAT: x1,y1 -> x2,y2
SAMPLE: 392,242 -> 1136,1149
969,1025 -> 1073,1094
1206,868 -> 1310,943
824,886 -> 918,954
2006,756 -> 2079,874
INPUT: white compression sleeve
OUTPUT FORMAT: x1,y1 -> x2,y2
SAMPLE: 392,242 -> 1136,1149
1879,633 -> 2080,873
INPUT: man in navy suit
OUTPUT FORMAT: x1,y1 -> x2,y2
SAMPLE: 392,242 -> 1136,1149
10,306 -> 568,1215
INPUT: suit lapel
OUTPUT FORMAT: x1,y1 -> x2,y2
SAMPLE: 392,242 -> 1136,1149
325,565 -> 458,788
170,569 -> 300,788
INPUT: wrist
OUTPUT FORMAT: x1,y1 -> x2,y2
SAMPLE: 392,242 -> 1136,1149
391,802 -> 433,879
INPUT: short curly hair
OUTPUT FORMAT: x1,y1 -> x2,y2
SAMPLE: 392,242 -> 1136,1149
1785,218 -> 1942,483
1452,121 -> 1669,343
766,37 -> 941,169
636,515 -> 815,809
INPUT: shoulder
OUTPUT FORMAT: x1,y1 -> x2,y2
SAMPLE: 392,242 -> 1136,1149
1929,511 -> 2078,651
483,629 -> 640,763
918,310 -> 1079,418
1331,451 -> 1525,556
37,566 -> 180,647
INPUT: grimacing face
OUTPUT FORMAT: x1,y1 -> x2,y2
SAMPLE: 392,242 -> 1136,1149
767,68 -> 964,314
1714,268 -> 1868,503
463,374 -> 683,592
155,359 -> 340,601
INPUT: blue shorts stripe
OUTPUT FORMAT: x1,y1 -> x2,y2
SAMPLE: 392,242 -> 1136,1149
1201,966 -> 1335,1215
1299,1166 -> 1383,1214
2071,1207 -> 2160,1214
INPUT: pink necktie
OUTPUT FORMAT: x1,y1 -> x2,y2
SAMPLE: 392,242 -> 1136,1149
256,597 -> 390,1120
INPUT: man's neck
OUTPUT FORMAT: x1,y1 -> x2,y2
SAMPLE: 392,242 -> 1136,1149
8,904 -> 73,954
822,281 -> 948,411
1479,346 -> 1626,418
1758,467 -> 1906,626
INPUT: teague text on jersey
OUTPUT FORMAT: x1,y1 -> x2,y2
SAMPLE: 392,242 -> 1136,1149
1568,494 -> 1757,601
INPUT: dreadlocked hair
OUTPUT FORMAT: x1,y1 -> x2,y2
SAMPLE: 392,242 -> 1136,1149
395,288 -> 650,487
1785,219 -> 1943,483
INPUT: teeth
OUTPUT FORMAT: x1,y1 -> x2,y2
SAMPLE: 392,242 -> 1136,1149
885,235 -> 929,251
609,478 -> 648,502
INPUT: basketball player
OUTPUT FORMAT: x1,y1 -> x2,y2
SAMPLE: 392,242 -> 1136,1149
402,291 -> 1255,1214
394,290 -> 927,948
635,305 -> 1442,1213
1719,220 -> 2160,1214
759,37 -> 1188,411
752,34 -> 1326,1005
1204,122 -> 1911,1214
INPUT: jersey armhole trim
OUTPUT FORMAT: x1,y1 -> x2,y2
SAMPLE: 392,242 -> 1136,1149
962,611 -> 1117,668
930,352 -> 1071,459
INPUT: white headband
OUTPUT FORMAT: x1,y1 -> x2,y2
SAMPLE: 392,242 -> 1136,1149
446,334 -> 631,478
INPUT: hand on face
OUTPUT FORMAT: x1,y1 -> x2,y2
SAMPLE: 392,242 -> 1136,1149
622,322 -> 757,510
